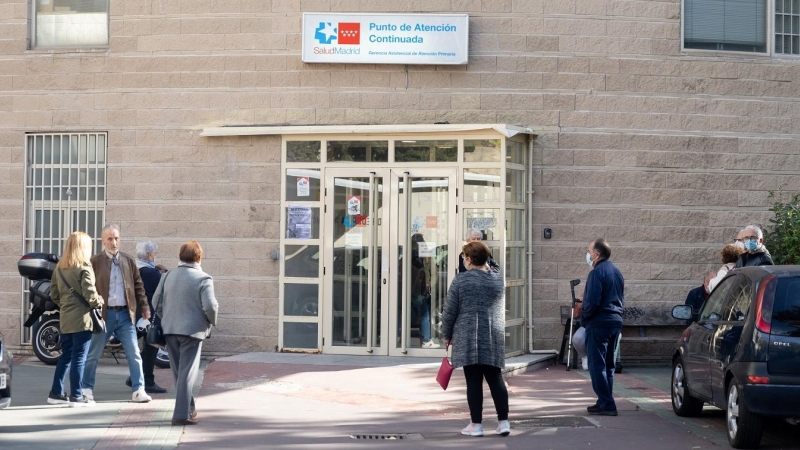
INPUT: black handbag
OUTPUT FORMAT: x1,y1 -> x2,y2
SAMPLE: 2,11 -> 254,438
57,269 -> 106,334
146,315 -> 166,348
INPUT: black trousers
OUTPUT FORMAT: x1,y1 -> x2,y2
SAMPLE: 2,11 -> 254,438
463,364 -> 509,423
141,340 -> 157,386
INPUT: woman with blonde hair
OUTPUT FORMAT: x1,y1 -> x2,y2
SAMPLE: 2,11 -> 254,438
47,231 -> 104,407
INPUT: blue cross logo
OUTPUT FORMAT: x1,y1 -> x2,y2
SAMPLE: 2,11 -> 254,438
315,22 -> 338,44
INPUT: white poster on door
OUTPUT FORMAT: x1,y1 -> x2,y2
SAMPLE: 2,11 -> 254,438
418,241 -> 436,258
345,230 -> 363,249
347,195 -> 361,215
296,177 -> 310,197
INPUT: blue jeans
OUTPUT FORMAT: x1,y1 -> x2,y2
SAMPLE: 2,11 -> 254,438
411,294 -> 431,342
51,330 -> 92,399
586,326 -> 621,412
82,309 -> 145,392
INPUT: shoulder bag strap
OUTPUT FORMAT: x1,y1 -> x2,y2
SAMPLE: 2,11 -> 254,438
57,268 -> 93,309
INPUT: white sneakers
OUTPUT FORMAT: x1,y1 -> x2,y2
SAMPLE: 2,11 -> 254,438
581,356 -> 589,371
422,340 -> 440,348
461,423 -> 483,437
461,421 -> 511,437
496,420 -> 511,436
82,388 -> 94,402
132,388 -> 152,403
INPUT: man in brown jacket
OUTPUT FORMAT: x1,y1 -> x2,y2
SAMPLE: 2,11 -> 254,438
81,224 -> 153,403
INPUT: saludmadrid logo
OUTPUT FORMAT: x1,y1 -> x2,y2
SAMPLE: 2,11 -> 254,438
314,21 -> 361,55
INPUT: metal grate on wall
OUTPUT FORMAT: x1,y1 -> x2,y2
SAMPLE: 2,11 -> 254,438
21,133 -> 107,341
776,0 -> 800,54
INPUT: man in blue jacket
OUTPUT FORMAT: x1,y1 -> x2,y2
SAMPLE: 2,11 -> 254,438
580,238 -> 624,416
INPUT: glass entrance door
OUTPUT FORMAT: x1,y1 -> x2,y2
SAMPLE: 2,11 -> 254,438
323,168 -> 457,356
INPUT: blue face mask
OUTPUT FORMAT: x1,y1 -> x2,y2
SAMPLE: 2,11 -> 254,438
585,252 -> 593,267
745,240 -> 759,252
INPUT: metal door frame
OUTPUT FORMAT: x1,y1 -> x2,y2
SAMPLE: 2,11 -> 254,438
322,167 -> 458,356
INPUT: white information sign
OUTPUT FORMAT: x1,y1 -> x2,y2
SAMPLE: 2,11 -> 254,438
418,242 -> 437,258
345,230 -> 363,249
302,13 -> 469,65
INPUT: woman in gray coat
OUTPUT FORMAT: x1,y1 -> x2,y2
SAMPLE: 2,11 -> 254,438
441,241 -> 509,438
153,241 -> 219,426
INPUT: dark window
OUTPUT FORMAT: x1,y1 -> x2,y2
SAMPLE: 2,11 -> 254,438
771,277 -> 800,337
684,0 -> 767,53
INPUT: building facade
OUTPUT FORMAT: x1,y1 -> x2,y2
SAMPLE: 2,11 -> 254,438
1,0 -> 799,358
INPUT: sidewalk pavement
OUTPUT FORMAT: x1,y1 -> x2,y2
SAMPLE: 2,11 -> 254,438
2,351 -> 798,449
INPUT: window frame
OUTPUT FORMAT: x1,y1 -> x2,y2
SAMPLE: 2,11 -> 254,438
681,0 -> 800,58
29,0 -> 111,50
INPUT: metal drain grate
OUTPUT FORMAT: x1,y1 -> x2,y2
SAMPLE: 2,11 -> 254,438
511,416 -> 597,428
350,433 -> 424,441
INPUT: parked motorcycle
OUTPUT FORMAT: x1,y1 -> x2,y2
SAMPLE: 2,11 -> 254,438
17,252 -> 170,368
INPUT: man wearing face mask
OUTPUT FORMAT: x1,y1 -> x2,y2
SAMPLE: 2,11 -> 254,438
580,238 -> 624,417
733,228 -> 746,250
734,225 -> 774,268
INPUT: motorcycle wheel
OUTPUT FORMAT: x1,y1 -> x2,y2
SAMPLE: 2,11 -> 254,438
32,313 -> 62,365
154,348 -> 170,369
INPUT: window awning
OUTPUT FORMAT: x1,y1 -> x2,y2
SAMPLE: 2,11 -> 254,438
200,124 -> 535,139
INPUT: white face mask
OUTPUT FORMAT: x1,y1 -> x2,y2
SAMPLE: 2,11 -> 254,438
585,252 -> 594,267
734,240 -> 745,250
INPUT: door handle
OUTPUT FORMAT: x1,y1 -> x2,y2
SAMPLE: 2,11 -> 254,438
383,278 -> 386,285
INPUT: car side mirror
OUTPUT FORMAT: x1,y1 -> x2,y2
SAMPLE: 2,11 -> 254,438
672,305 -> 693,320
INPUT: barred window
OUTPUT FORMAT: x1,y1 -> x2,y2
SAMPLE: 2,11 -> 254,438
24,133 -> 107,255
776,0 -> 800,54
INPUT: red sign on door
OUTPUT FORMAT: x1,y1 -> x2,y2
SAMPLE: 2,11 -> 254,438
426,216 -> 438,228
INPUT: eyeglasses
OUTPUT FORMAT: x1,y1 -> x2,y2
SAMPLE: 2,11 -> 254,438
733,238 -> 743,243
742,235 -> 759,242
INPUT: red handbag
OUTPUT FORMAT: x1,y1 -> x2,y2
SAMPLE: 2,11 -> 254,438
436,344 -> 454,390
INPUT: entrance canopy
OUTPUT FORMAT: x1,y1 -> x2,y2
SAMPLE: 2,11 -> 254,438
200,124 -> 535,139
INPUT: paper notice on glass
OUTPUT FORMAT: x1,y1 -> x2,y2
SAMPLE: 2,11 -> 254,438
287,206 -> 313,239
297,177 -> 310,197
345,230 -> 362,249
347,195 -> 361,215
418,242 -> 436,258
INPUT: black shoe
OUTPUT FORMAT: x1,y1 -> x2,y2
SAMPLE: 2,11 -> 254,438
125,377 -> 132,388
145,383 -> 167,394
47,392 -> 69,405
587,405 -> 601,413
589,409 -> 618,416
172,418 -> 198,426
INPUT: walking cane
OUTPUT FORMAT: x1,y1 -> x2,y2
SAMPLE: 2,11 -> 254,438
566,279 -> 581,371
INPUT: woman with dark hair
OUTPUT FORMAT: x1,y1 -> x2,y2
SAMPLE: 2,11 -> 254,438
441,241 -> 509,437
153,241 -> 219,426
706,243 -> 745,293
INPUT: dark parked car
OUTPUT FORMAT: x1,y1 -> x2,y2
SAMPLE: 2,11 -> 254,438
0,329 -> 12,409
670,266 -> 800,448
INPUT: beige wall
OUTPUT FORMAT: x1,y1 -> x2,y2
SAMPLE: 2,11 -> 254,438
1,0 -> 799,353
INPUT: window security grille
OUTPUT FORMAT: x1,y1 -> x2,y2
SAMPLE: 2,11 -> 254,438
776,0 -> 800,54
22,133 -> 107,341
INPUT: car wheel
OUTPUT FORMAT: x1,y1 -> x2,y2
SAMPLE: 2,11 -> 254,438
671,357 -> 704,417
32,313 -> 61,366
154,348 -> 170,369
727,381 -> 763,449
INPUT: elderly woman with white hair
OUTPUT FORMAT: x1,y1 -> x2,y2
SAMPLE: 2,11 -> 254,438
131,240 -> 168,394
458,229 -> 500,273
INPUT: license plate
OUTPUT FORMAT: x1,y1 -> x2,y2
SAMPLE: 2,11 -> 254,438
0,373 -> 6,389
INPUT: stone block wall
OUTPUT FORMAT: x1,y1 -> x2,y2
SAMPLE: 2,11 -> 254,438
0,0 -> 798,355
